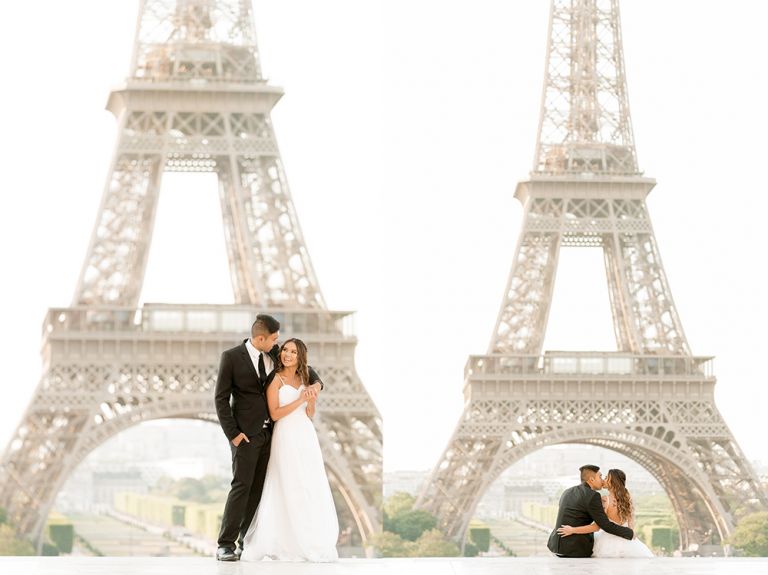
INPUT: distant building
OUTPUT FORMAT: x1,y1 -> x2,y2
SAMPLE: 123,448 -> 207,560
56,466 -> 147,513
92,471 -> 146,508
384,470 -> 429,498
54,420 -> 232,513
503,482 -> 550,515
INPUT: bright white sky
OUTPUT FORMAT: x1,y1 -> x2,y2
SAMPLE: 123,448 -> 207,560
1,1 -> 767,474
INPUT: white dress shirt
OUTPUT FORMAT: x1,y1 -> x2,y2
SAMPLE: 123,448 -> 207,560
245,339 -> 275,429
245,338 -> 274,377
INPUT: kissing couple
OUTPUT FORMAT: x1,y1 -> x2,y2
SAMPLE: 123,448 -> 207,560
548,464 -> 653,558
214,314 -> 339,562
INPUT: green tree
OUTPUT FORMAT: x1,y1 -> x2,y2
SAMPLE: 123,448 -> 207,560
0,525 -> 34,556
371,530 -> 415,557
729,512 -> 768,557
379,492 -> 456,556
153,475 -> 174,495
388,510 -> 438,541
174,478 -> 209,502
463,541 -> 479,557
383,492 -> 416,519
412,529 -> 460,557
468,525 -> 490,552
48,523 -> 74,554
201,475 -> 227,491
200,475 -> 229,503
381,492 -> 438,542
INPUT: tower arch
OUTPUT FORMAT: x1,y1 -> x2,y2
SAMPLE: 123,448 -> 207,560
434,424 -> 731,547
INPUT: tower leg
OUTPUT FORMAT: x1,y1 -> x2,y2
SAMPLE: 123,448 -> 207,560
604,224 -> 689,354
74,151 -> 165,306
491,229 -> 562,354
217,150 -> 325,308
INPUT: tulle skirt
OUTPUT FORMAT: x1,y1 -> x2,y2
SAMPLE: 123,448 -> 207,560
593,529 -> 654,558
241,407 -> 338,562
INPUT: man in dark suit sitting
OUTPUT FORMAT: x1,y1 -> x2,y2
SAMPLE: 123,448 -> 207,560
547,464 -> 634,557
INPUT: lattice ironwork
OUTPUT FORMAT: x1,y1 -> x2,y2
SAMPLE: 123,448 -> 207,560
419,0 -> 766,551
75,105 -> 321,308
491,194 -> 689,355
0,0 -> 381,548
535,0 -> 637,175
133,0 -> 262,83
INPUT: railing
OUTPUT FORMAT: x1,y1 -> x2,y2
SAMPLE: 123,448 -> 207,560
118,134 -> 278,155
125,76 -> 270,87
43,305 -> 355,339
465,352 -> 714,379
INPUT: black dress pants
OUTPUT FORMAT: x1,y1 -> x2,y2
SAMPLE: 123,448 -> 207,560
217,430 -> 271,549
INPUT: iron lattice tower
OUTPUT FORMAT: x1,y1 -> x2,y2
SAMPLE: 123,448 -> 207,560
417,0 -> 767,550
0,0 -> 382,547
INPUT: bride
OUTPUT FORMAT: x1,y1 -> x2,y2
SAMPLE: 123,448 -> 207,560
240,338 -> 339,562
557,468 -> 653,558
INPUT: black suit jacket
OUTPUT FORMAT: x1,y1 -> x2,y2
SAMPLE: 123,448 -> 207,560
547,483 -> 634,557
214,340 -> 323,441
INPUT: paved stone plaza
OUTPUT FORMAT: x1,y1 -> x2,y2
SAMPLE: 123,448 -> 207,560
1,557 -> 768,575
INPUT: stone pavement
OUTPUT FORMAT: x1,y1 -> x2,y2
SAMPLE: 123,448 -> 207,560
1,557 -> 768,575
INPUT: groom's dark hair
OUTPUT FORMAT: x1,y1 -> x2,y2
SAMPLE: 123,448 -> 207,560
579,464 -> 600,482
252,314 -> 280,337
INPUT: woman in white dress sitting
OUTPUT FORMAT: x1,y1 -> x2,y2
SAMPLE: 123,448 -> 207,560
241,338 -> 339,562
557,468 -> 653,558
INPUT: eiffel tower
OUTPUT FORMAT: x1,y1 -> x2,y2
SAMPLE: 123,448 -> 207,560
0,0 -> 381,546
417,0 -> 767,550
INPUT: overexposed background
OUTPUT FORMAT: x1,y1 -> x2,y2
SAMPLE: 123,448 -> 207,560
0,0 -> 766,473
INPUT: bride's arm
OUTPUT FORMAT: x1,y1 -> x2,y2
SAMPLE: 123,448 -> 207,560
306,396 -> 316,419
266,378 -> 311,421
557,523 -> 599,537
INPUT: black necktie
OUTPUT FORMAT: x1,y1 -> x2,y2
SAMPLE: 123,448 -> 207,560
257,352 -> 267,383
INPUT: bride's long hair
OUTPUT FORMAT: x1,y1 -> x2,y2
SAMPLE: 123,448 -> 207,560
607,468 -> 633,523
275,338 -> 309,384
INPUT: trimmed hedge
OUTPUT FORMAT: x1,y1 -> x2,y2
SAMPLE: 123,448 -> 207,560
468,526 -> 490,552
48,523 -> 74,554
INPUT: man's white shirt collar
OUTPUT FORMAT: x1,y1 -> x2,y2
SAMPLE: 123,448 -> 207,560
245,338 -> 273,374
245,338 -> 260,358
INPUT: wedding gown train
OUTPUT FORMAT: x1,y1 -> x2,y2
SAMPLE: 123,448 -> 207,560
593,522 -> 654,558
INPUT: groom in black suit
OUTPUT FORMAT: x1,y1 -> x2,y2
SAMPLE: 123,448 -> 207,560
214,314 -> 323,561
547,464 -> 634,557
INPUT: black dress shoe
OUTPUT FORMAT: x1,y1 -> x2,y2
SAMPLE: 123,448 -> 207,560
216,547 -> 238,561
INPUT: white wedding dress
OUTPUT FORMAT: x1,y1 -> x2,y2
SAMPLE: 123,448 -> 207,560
592,497 -> 653,558
593,523 -> 654,557
241,382 -> 339,562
